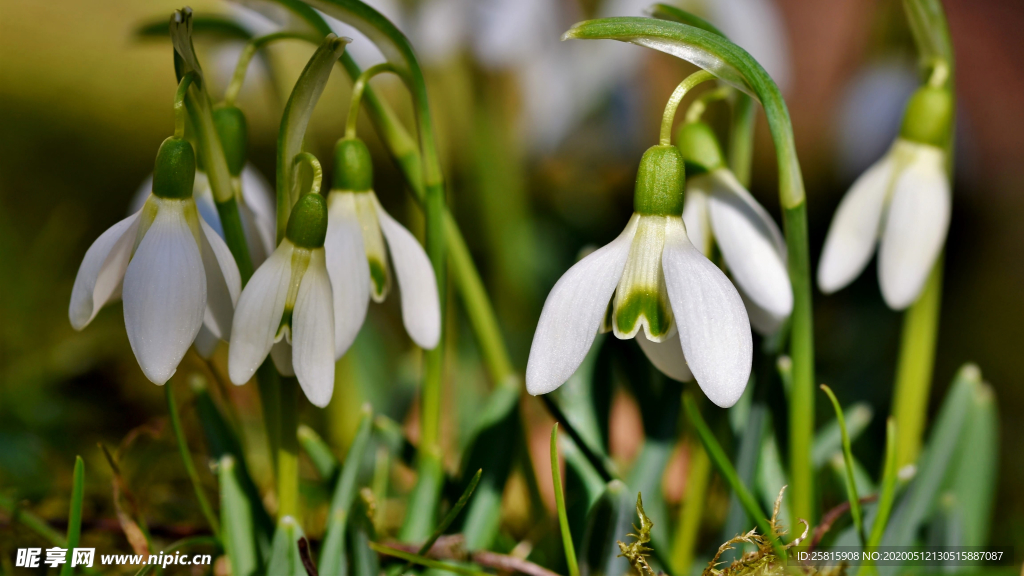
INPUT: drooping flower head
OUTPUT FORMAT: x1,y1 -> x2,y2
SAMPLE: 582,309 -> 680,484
323,137 -> 441,358
69,136 -> 241,384
676,121 -> 793,334
228,193 -> 336,407
527,144 -> 752,407
818,85 -> 953,309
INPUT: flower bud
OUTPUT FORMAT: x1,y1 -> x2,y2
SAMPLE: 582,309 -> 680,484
675,121 -> 725,175
899,86 -> 953,148
633,145 -> 686,216
152,136 -> 196,199
285,193 -> 329,248
213,105 -> 248,176
333,137 -> 374,192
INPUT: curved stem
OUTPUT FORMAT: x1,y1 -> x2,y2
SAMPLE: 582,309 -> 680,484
224,32 -> 320,106
174,73 -> 196,139
684,85 -> 731,124
660,71 -> 714,145
166,382 -> 221,540
345,62 -> 398,139
292,151 -> 323,197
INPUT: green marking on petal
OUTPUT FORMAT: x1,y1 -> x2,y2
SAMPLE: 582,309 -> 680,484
614,291 -> 672,339
368,257 -> 389,300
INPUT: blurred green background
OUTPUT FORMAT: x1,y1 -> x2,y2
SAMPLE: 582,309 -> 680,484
1,0 -> 1022,562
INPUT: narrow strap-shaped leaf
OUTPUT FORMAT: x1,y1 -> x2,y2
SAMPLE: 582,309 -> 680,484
298,425 -> 340,482
220,455 -> 261,576
820,385 -> 865,545
812,402 -> 873,468
458,385 -> 519,550
267,516 -> 308,576
58,456 -> 85,576
946,381 -> 997,545
579,480 -> 634,576
397,469 -> 482,574
319,406 -> 374,575
859,418 -> 898,576
683,393 -> 786,559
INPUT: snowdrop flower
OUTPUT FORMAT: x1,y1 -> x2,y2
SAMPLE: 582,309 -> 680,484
69,137 -> 241,384
527,145 -> 752,407
818,86 -> 953,309
676,121 -> 792,334
229,193 -> 336,407
323,137 -> 441,358
129,106 -> 275,357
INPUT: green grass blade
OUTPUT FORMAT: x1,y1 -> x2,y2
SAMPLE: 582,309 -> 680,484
165,381 -> 220,540
552,424 -> 581,576
219,455 -> 260,576
398,468 -> 482,573
58,456 -> 85,576
298,424 -> 340,482
858,418 -> 898,576
319,406 -> 374,575
683,393 -> 786,559
820,385 -> 865,545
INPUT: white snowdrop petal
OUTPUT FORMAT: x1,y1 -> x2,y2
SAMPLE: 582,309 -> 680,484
637,328 -> 693,382
878,147 -> 950,310
291,250 -> 336,407
817,154 -> 895,293
200,220 -> 242,340
325,192 -> 372,358
705,170 -> 793,330
526,215 -> 640,395
228,242 -> 294,385
371,195 -> 441,350
682,185 -> 712,256
123,203 -> 206,385
662,219 -> 751,408
69,211 -> 142,330
240,165 -> 277,264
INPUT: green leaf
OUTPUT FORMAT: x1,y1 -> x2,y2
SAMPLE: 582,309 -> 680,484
348,490 -> 380,576
861,418 -> 898,576
820,385 -> 865,545
267,516 -> 308,576
562,433 -> 607,545
550,334 -> 611,457
903,0 -> 954,70
319,406 -> 374,575
193,378 -> 274,556
684,393 -> 785,559
552,424 -> 581,576
944,381 -> 998,545
59,456 -> 85,576
882,364 -> 979,547
647,3 -> 724,36
579,480 -> 635,576
457,384 -> 519,550
298,424 -> 340,482
219,455 -> 261,576
813,402 -> 873,468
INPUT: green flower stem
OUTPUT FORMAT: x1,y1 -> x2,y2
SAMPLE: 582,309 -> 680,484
564,16 -> 816,527
891,0 -> 954,470
224,32 -> 320,106
345,63 -> 399,139
820,385 -> 865,545
551,424 -> 581,576
165,381 -> 221,539
173,73 -> 196,139
892,259 -> 943,467
683,392 -> 786,560
277,377 -> 300,520
670,439 -> 711,575
660,71 -> 714,145
683,85 -> 731,123
729,94 -> 757,187
292,152 -> 323,197
257,359 -> 281,472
